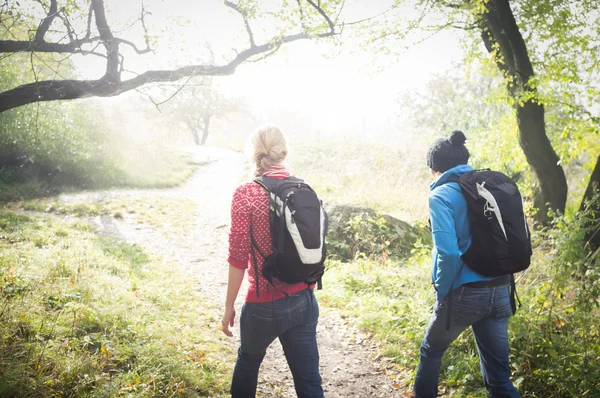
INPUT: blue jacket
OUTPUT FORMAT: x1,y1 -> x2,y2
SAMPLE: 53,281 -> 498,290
429,164 -> 497,301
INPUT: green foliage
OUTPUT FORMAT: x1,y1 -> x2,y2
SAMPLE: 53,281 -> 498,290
328,212 -> 430,263
0,209 -> 232,397
343,215 -> 396,260
370,0 -> 600,215
5,196 -> 199,240
505,205 -> 600,396
401,64 -> 537,201
401,60 -> 600,214
321,245 -> 492,396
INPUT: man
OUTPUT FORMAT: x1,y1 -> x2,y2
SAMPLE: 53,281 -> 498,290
413,130 -> 520,397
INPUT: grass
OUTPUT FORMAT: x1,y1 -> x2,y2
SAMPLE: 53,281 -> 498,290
320,247 -> 494,397
4,196 -> 198,240
286,137 -> 600,396
111,147 -> 202,189
287,139 -> 432,222
0,208 -> 233,397
320,229 -> 600,397
1,131 -> 597,397
0,147 -> 199,203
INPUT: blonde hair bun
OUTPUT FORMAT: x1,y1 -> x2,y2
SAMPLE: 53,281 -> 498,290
248,125 -> 288,176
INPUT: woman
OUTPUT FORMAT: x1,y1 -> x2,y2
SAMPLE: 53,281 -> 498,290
413,130 -> 520,397
221,126 -> 323,398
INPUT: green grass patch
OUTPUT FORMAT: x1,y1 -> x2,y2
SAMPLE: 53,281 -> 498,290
0,209 -> 233,397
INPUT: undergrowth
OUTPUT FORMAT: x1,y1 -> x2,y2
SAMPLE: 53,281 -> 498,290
0,209 -> 232,397
322,204 -> 600,397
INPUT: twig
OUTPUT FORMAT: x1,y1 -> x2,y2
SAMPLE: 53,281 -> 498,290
224,1 -> 256,48
305,0 -> 334,33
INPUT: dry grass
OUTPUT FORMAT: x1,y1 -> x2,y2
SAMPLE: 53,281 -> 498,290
287,137 -> 432,222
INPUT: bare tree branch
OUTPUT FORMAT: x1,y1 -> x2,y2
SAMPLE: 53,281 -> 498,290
0,12 -> 21,40
0,29 -> 336,113
34,0 -> 59,41
0,38 -> 100,53
0,1 -> 101,55
334,0 -> 345,25
116,38 -> 152,54
140,2 -> 152,51
57,11 -> 76,43
341,5 -> 396,27
305,0 -> 335,33
224,1 -> 256,47
249,44 -> 282,63
85,2 -> 94,39
296,0 -> 308,30
0,0 -> 342,113
90,0 -> 119,81
150,74 -> 194,109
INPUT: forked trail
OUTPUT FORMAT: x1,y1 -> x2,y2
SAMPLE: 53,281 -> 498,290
61,146 -> 409,398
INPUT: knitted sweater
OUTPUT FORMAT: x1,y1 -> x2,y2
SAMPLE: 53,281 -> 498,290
227,166 -> 310,302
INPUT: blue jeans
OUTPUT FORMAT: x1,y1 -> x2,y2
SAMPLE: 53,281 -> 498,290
231,288 -> 323,398
414,285 -> 520,398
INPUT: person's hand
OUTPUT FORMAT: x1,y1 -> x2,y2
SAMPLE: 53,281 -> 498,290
221,307 -> 235,337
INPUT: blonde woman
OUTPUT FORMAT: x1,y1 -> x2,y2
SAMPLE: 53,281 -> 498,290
221,126 -> 323,398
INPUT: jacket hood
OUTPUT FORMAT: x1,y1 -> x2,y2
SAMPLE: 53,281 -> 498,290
429,164 -> 473,190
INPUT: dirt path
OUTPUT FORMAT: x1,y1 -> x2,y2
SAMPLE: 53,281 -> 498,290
59,146 -> 410,398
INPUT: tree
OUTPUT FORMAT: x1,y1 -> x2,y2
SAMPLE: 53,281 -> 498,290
399,65 -> 511,136
478,0 -> 567,220
164,79 -> 243,145
580,153 -> 600,251
0,0 -> 344,113
375,0 -> 600,222
399,65 -> 530,184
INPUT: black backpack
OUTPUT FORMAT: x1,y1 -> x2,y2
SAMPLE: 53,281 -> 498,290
453,170 -> 532,277
439,169 -> 532,325
250,176 -> 328,297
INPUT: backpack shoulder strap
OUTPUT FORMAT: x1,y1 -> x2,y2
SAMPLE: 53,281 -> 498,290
254,175 -> 300,191
253,176 -> 269,191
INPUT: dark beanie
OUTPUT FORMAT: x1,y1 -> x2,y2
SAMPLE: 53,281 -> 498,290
426,130 -> 470,173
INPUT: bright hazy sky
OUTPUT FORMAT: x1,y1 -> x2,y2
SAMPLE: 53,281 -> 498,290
73,0 -> 464,136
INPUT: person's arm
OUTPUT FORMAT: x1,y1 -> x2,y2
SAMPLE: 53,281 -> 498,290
221,265 -> 245,337
221,185 -> 251,336
429,189 -> 461,301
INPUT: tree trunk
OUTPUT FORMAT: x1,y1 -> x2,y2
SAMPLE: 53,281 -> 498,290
580,154 -> 600,251
191,130 -> 200,145
200,116 -> 211,145
515,102 -> 567,221
481,0 -> 568,223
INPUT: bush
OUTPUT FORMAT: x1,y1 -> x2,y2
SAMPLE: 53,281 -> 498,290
325,204 -> 430,262
507,205 -> 600,397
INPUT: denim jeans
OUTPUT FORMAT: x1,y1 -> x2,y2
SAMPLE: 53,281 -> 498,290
231,288 -> 323,398
414,284 -> 521,398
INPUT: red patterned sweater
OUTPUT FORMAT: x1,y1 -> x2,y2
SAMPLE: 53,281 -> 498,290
228,166 -> 310,302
